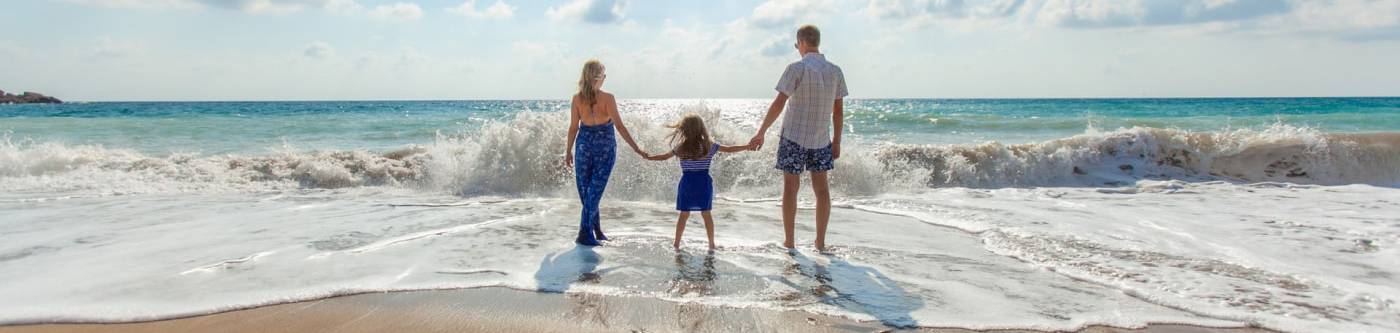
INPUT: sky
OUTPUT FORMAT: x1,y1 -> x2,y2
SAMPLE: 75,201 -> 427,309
1,0 -> 1399,101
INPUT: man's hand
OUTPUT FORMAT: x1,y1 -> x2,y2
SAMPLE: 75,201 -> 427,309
748,134 -> 766,151
831,141 -> 841,160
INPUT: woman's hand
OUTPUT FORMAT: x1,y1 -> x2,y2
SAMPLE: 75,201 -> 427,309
565,152 -> 574,168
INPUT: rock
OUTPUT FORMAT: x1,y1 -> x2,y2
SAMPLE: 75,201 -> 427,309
0,91 -> 62,104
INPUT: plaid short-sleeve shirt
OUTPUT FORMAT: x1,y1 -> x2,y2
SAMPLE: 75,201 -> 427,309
775,53 -> 848,149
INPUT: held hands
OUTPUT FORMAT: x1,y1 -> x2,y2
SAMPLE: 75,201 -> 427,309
747,134 -> 766,151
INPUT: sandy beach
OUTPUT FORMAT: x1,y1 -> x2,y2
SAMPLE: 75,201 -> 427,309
0,287 -> 1281,333
7,0 -> 1400,331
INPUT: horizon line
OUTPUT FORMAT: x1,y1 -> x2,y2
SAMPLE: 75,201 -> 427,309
29,95 -> 1400,103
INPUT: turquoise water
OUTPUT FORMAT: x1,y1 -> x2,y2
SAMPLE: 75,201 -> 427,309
3,98 -> 1398,155
3,98 -> 1399,332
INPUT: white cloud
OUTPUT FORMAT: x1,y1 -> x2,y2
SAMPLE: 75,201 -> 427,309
65,0 -> 366,14
546,0 -> 626,24
0,41 -> 27,58
1288,0 -> 1400,30
63,0 -> 200,10
303,41 -> 334,59
446,0 -> 515,20
1034,0 -> 1291,28
1249,0 -> 1400,41
750,0 -> 835,29
859,0 -> 1400,40
367,2 -> 423,22
89,37 -> 144,60
865,0 -> 1294,28
864,0 -> 913,20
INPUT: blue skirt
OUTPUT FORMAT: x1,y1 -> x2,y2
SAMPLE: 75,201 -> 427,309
676,171 -> 714,212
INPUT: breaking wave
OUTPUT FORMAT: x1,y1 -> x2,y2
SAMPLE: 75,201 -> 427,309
3,112 -> 1397,196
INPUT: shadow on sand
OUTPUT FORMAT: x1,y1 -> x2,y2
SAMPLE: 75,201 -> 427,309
668,250 -> 717,297
778,251 -> 924,328
533,245 -> 610,293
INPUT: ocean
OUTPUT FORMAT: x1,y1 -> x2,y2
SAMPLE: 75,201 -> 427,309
2,98 -> 1398,332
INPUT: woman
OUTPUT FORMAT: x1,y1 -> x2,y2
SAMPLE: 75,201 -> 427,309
565,59 -> 646,246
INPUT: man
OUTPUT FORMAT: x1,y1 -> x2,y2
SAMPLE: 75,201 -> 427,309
748,24 -> 847,252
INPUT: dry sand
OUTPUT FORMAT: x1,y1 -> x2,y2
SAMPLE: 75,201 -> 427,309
0,287 -> 1281,333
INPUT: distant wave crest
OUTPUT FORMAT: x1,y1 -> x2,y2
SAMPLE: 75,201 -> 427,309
3,111 -> 1398,196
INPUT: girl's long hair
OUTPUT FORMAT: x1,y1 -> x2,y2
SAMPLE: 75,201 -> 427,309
577,60 -> 604,107
667,114 -> 711,160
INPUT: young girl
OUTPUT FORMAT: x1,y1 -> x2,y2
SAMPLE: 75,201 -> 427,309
643,114 -> 753,250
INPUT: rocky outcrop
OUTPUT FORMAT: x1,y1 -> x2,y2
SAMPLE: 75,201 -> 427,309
0,90 -> 63,104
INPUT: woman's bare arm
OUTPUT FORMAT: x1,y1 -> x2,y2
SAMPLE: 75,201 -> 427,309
603,94 -> 646,156
565,96 -> 581,167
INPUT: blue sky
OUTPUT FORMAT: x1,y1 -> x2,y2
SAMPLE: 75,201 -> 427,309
2,0 -> 1399,100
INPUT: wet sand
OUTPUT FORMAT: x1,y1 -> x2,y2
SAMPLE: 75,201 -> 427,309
0,287 -> 1281,333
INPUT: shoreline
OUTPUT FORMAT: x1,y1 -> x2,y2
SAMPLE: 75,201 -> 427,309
0,287 -> 1281,333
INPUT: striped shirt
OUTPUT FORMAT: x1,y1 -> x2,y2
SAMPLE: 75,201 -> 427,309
776,53 -> 848,149
679,143 -> 721,171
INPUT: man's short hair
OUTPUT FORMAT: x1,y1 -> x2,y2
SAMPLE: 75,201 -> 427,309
797,25 -> 820,47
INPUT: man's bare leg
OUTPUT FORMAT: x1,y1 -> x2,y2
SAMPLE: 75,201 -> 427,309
811,171 -> 831,252
782,172 -> 801,249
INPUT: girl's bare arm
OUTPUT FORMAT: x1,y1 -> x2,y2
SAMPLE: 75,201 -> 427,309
717,143 -> 754,153
644,151 -> 674,161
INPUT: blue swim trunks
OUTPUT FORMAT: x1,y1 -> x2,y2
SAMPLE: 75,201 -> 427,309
775,137 -> 833,174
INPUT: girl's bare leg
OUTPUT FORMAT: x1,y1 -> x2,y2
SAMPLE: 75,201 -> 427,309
673,211 -> 690,250
700,211 -> 716,250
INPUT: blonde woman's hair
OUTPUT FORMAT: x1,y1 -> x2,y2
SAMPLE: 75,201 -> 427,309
577,59 -> 605,107
667,114 -> 711,160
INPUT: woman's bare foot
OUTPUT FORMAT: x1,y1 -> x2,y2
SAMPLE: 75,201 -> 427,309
783,239 -> 795,249
673,240 -> 681,250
